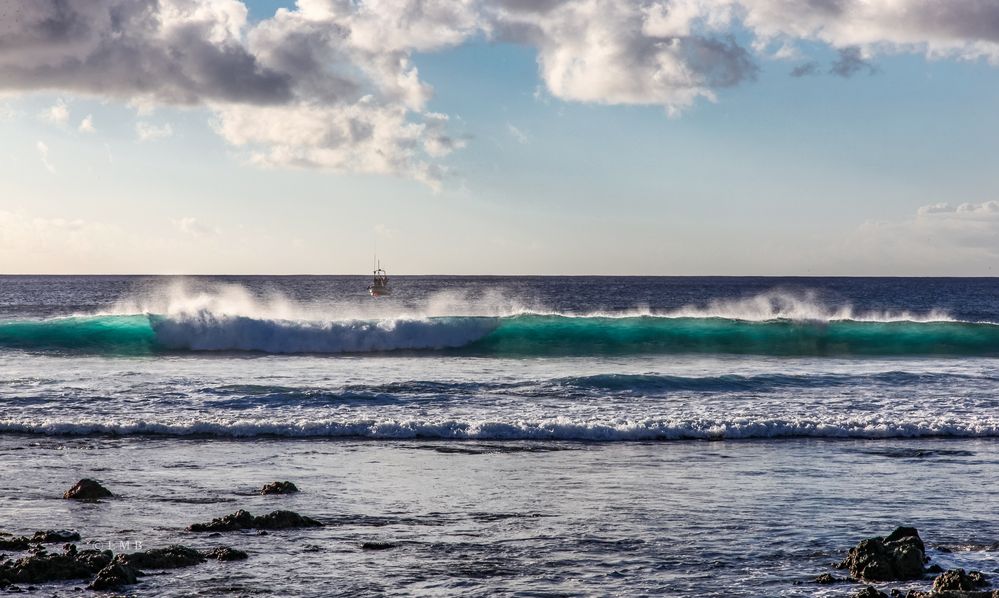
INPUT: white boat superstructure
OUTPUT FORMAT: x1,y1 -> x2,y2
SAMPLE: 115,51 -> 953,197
367,259 -> 390,297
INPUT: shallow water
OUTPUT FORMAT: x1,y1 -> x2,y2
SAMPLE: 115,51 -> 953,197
1,436 -> 998,596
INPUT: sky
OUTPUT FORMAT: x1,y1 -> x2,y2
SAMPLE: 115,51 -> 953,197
1,0 -> 998,275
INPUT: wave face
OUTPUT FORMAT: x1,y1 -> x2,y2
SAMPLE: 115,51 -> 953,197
0,315 -> 155,354
2,313 -> 999,356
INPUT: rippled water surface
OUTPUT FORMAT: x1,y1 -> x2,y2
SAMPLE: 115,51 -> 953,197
2,437 -> 998,596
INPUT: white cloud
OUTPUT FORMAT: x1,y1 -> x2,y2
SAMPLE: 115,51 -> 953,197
40,99 -> 70,126
173,216 -> 220,237
493,0 -> 755,115
136,122 -> 174,142
507,123 -> 529,144
3,0 -> 999,187
35,141 -> 55,173
841,201 -> 999,275
0,210 -> 119,272
78,114 -> 96,133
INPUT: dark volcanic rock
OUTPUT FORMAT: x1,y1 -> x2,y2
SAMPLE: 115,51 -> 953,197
0,545 -> 111,584
934,569 -> 989,592
189,509 -> 255,532
886,527 -> 925,553
1,531 -> 81,551
87,560 -> 140,591
855,586 -> 888,598
203,546 -> 248,561
361,542 -> 397,551
31,530 -> 80,543
0,537 -> 29,551
839,526 -> 927,581
189,509 -> 322,532
261,481 -> 299,495
814,573 -> 841,584
253,510 -> 322,529
63,479 -> 112,500
118,545 -> 205,569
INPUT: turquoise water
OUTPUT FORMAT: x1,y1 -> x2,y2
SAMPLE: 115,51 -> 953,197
3,313 -> 999,356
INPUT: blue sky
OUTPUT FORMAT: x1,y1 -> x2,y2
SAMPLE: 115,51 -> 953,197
1,0 -> 998,275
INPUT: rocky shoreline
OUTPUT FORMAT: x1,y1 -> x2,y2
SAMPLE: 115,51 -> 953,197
1,479 -> 323,593
812,526 -> 998,598
2,479 -> 997,595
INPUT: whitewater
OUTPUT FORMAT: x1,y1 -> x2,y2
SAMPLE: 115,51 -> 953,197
2,275 -> 999,441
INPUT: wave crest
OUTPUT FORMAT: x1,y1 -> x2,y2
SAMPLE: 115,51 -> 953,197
2,416 -> 998,441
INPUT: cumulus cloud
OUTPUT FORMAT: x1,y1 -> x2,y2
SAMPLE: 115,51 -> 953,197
40,98 -> 70,125
3,0 -> 999,185
78,114 -> 95,133
136,122 -> 174,141
490,0 -> 757,114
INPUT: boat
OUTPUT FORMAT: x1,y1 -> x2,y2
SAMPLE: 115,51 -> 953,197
367,260 -> 390,297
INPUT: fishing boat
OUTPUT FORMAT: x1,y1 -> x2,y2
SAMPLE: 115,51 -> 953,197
367,260 -> 390,297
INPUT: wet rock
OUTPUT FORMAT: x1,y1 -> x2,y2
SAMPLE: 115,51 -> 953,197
855,586 -> 889,598
87,561 -> 140,591
118,545 -> 205,569
0,544 -> 111,584
203,546 -> 248,561
361,542 -> 397,551
839,526 -> 927,581
188,509 -> 322,532
63,479 -> 112,500
897,590 -> 999,598
31,530 -> 80,544
0,537 -> 29,551
189,509 -> 255,532
934,569 -> 989,592
886,527 -> 925,553
261,481 -> 299,495
814,573 -> 841,584
253,510 -> 322,530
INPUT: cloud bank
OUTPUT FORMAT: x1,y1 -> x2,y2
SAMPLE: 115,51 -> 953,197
2,0 -> 999,185
840,201 -> 999,275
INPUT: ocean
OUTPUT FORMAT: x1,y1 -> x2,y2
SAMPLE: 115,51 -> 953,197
1,275 -> 998,596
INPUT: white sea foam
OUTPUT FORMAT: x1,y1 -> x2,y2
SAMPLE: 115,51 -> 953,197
657,290 -> 956,323
99,282 -> 959,325
3,416 -> 998,440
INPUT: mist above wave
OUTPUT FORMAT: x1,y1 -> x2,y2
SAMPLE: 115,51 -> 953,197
98,281 -> 956,324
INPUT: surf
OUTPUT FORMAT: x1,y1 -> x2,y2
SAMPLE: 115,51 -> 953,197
2,312 -> 999,356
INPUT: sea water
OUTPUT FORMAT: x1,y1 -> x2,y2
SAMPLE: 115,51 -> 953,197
1,276 -> 998,596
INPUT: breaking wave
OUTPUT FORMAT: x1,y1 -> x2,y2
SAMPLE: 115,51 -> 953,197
1,311 -> 998,356
1,416 -> 998,440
